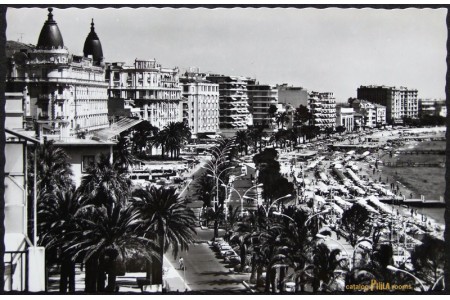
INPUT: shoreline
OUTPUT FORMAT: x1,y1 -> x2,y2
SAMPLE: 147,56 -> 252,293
359,132 -> 445,227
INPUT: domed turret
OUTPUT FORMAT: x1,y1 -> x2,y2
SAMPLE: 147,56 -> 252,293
37,8 -> 64,49
83,19 -> 104,65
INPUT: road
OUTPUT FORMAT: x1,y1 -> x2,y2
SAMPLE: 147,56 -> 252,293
166,158 -> 253,292
166,228 -> 249,292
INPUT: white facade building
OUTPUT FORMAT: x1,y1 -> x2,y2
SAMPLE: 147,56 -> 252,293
180,71 -> 220,138
357,85 -> 418,124
351,99 -> 387,128
107,59 -> 183,130
336,107 -> 354,132
308,91 -> 336,130
7,10 -> 109,140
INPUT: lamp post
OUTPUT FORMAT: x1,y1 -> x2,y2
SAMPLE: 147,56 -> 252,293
204,165 -> 235,211
304,208 -> 331,226
273,211 -> 296,224
352,238 -> 373,268
386,265 -> 425,292
259,194 -> 292,218
431,275 -> 444,291
222,183 -> 263,217
316,233 -> 351,269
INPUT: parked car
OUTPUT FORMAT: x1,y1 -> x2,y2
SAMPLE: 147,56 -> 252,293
219,248 -> 234,257
213,241 -> 228,251
224,254 -> 241,264
211,238 -> 224,247
285,282 -> 296,292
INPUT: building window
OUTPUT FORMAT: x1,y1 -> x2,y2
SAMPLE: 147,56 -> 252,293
82,155 -> 95,173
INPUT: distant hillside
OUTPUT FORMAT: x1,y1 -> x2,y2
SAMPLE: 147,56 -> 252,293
6,40 -> 35,58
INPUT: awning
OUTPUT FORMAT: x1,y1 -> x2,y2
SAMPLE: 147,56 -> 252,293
94,117 -> 144,141
206,134 -> 222,139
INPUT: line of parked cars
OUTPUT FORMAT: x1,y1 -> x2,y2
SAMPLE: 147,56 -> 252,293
208,238 -> 242,268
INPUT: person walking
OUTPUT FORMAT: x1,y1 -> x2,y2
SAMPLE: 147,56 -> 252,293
179,257 -> 184,270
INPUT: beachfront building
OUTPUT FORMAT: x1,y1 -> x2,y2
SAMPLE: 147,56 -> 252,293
336,107 -> 354,132
418,98 -> 447,118
106,58 -> 183,130
180,69 -> 220,138
374,104 -> 387,127
350,99 -> 387,128
205,74 -> 253,137
308,91 -> 336,130
357,85 -> 418,124
277,83 -> 308,108
6,9 -> 109,140
247,81 -> 279,129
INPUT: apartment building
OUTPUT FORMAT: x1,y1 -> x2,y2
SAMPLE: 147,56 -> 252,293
106,58 -> 183,130
180,70 -> 220,138
247,81 -> 278,129
357,85 -> 418,124
308,91 -> 336,130
206,74 -> 253,137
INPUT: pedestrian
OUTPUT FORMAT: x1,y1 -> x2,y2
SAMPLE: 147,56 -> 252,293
179,257 -> 184,270
410,209 -> 413,216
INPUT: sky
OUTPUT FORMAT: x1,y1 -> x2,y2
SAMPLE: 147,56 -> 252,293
6,6 -> 448,102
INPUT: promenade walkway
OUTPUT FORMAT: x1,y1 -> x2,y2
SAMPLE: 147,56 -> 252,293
47,255 -> 188,293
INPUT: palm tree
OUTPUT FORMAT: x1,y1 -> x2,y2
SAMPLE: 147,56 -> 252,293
38,186 -> 82,292
78,153 -> 130,209
248,126 -> 267,152
310,242 -> 348,292
114,134 -> 136,173
232,221 -> 254,272
131,120 -> 155,156
268,105 -> 278,129
273,208 -> 313,292
235,130 -> 249,155
193,173 -> 215,208
157,121 -> 191,159
35,139 -> 73,194
259,225 -> 283,292
64,203 -> 156,292
275,112 -> 290,129
131,186 -> 196,286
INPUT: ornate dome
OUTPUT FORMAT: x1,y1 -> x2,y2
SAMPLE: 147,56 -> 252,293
37,8 -> 64,50
83,19 -> 104,65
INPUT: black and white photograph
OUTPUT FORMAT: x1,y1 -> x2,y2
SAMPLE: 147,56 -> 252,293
0,2 -> 449,294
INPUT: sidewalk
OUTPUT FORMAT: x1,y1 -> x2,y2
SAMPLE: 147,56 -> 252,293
47,255 -> 189,293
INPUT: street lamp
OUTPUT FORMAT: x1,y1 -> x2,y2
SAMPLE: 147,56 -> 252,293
304,208 -> 331,226
316,233 -> 351,269
386,265 -> 425,291
353,238 -> 373,267
430,275 -> 444,291
260,194 -> 292,218
222,183 -> 263,217
273,211 -> 296,224
204,165 -> 236,211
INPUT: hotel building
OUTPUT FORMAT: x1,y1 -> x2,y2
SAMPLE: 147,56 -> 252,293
357,85 -> 418,124
180,70 -> 220,138
106,59 -> 183,130
6,9 -> 109,140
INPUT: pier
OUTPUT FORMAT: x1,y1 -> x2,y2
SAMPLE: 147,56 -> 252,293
377,197 -> 445,207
